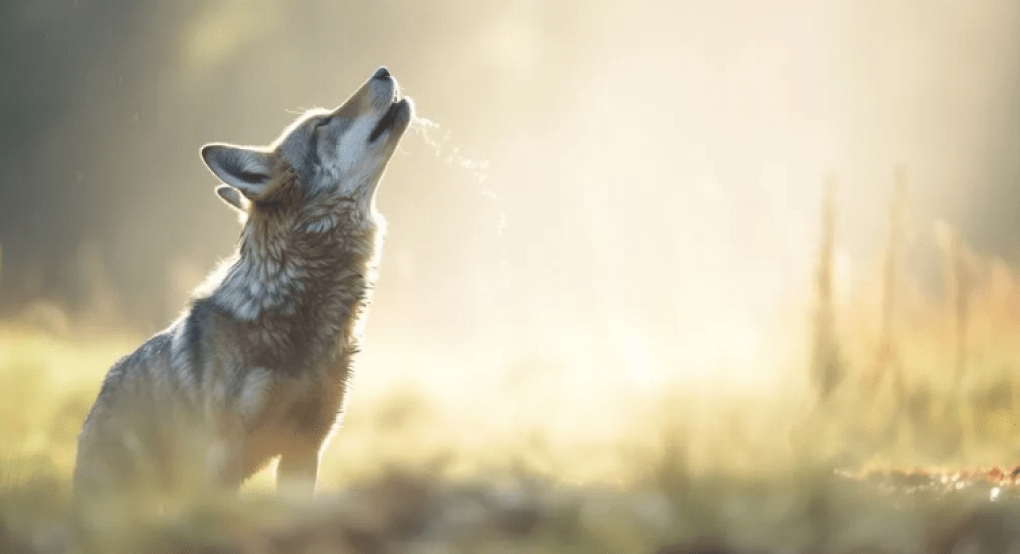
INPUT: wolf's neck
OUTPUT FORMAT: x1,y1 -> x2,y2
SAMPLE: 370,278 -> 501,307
210,205 -> 383,349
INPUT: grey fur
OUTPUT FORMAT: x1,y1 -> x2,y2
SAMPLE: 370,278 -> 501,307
73,68 -> 414,508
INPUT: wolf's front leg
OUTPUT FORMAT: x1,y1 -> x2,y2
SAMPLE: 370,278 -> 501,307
277,448 -> 320,497
203,413 -> 247,493
207,440 -> 246,491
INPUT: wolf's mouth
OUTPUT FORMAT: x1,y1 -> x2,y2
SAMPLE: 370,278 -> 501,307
369,100 -> 406,143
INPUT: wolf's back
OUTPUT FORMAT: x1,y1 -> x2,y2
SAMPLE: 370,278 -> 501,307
72,329 -> 203,506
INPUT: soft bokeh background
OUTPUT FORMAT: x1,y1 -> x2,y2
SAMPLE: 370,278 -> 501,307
1,0 -> 1019,488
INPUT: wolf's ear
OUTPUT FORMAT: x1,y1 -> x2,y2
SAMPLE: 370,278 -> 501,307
201,143 -> 275,200
215,185 -> 250,213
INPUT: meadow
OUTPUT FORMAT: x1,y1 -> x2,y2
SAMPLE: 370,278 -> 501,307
4,187 -> 1020,553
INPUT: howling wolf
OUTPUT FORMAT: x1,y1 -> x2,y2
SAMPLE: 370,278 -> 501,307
73,67 -> 413,507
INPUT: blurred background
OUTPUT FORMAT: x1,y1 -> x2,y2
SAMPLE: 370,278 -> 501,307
0,0 -> 1018,486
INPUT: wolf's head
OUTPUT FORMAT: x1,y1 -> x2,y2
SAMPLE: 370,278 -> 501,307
201,67 -> 413,223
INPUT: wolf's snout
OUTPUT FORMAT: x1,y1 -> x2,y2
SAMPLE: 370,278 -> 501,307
372,67 -> 391,80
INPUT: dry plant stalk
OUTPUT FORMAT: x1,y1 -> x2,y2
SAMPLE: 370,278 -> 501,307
941,226 -> 969,388
875,168 -> 907,395
953,242 -> 969,388
810,176 -> 841,402
931,220 -> 973,451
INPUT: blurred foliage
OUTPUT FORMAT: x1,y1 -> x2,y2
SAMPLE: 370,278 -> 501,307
5,211 -> 1020,550
5,452 -> 1020,552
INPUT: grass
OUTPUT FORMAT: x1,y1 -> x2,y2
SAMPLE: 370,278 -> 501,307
6,175 -> 1020,551
6,444 -> 1020,552
2,323 -> 1020,553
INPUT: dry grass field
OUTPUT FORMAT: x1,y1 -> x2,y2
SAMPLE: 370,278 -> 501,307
6,194 -> 1020,552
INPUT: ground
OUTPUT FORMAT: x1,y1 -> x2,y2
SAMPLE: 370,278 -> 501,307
7,463 -> 1020,553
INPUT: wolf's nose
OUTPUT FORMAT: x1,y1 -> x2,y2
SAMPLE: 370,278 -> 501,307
373,67 -> 391,80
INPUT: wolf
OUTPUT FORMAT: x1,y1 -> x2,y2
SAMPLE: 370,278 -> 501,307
73,67 -> 413,509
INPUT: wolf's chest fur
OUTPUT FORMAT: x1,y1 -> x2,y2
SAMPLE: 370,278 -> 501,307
192,196 -> 382,477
